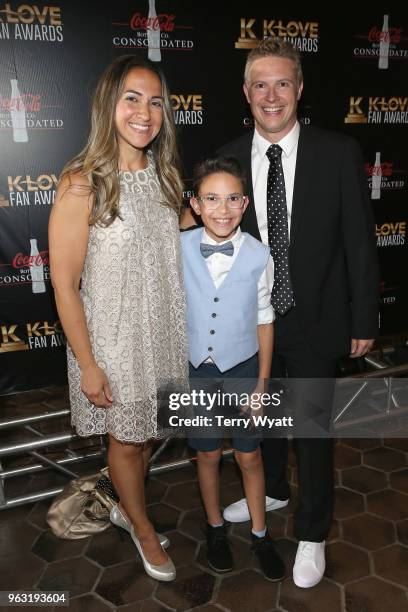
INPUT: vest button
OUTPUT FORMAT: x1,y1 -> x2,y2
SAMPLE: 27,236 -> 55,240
211,313 -> 217,318
208,347 -> 213,351
214,297 -> 219,302
210,329 -> 215,334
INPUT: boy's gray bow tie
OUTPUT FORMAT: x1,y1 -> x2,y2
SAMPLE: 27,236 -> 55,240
200,241 -> 234,258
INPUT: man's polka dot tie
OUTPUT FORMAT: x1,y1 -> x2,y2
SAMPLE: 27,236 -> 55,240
266,144 -> 294,315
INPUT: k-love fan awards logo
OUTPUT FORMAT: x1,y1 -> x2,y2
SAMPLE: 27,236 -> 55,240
0,80 -> 63,142
0,320 -> 65,353
353,14 -> 408,69
375,221 -> 406,247
0,242 -> 50,291
1,172 -> 58,206
365,153 -> 406,200
344,96 -> 408,125
235,18 -> 319,53
112,1 -> 194,60
0,2 -> 63,41
171,93 -> 203,125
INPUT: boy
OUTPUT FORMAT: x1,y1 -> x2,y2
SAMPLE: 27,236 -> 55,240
180,156 -> 285,581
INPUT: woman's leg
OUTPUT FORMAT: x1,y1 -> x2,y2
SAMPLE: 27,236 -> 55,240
117,442 -> 152,516
142,443 -> 153,476
196,449 -> 223,525
108,434 -> 167,565
234,447 -> 265,532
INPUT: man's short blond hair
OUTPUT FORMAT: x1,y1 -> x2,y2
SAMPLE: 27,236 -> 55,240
244,38 -> 303,85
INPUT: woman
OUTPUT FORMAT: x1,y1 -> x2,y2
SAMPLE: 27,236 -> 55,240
49,55 -> 188,581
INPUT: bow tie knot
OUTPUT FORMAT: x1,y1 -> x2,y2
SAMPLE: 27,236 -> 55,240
200,241 -> 234,258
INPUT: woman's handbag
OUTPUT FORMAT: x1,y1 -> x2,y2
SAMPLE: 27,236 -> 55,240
46,467 -> 119,540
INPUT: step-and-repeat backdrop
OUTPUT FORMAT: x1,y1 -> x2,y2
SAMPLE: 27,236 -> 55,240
0,2 -> 407,393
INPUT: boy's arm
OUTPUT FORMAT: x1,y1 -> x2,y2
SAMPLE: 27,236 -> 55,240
241,252 -> 274,416
256,253 -> 275,391
242,322 -> 273,418
256,322 -> 274,392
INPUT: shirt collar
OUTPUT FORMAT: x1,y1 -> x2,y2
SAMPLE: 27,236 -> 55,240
253,121 -> 300,160
201,226 -> 242,246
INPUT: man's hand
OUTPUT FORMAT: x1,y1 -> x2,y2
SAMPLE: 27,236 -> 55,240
350,338 -> 375,358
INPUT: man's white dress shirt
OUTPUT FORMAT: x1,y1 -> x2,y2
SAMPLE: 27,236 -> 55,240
251,121 -> 300,244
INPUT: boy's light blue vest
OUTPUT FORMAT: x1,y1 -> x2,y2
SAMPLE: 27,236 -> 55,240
181,228 -> 270,372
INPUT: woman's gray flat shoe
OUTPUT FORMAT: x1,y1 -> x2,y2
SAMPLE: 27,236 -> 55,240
110,504 -> 170,549
130,526 -> 176,581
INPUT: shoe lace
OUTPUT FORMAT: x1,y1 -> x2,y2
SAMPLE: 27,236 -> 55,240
298,542 -> 315,561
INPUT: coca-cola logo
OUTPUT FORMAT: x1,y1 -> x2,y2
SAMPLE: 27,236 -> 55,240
12,250 -> 49,269
130,12 -> 175,32
0,94 -> 42,112
368,26 -> 402,44
365,162 -> 393,177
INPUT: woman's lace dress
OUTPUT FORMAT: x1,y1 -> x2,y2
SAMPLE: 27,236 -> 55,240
67,157 -> 188,442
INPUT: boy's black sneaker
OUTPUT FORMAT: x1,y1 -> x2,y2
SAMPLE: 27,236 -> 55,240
206,524 -> 234,573
251,532 -> 286,581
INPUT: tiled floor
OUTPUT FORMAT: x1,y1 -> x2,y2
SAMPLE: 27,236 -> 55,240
0,387 -> 408,611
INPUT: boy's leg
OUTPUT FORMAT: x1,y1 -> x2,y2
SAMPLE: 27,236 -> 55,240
233,438 -> 286,582
192,443 -> 233,573
234,447 -> 265,532
188,435 -> 233,573
196,448 -> 223,525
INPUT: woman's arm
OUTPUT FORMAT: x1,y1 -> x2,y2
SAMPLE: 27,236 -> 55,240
49,175 -> 113,407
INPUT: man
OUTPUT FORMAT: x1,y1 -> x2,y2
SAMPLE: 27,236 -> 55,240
219,38 -> 378,588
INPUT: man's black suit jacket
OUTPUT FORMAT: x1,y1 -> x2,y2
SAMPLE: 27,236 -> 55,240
219,125 -> 379,359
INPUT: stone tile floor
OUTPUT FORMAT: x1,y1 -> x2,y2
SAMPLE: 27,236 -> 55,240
0,386 -> 408,611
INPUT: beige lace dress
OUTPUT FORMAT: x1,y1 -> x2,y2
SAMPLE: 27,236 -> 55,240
67,156 -> 188,443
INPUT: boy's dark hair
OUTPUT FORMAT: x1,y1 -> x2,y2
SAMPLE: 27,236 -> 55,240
192,156 -> 247,195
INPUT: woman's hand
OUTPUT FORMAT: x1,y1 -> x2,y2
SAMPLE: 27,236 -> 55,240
81,364 -> 113,408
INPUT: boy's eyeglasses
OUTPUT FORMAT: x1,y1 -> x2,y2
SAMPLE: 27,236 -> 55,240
196,194 -> 246,209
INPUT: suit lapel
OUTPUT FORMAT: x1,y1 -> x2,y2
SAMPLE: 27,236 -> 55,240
237,132 -> 262,241
222,128 -> 318,244
290,125 -> 315,246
